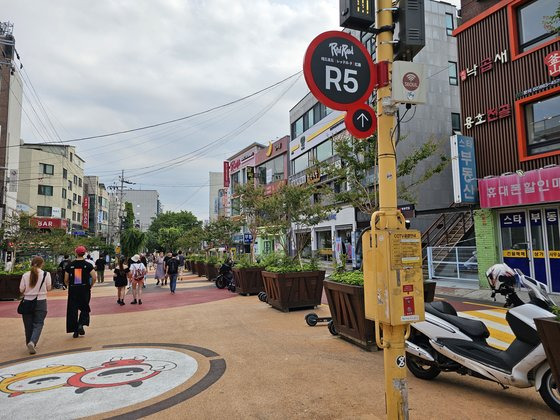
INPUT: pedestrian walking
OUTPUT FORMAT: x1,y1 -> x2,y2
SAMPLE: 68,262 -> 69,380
155,251 -> 165,285
163,252 -> 172,286
19,256 -> 52,354
65,246 -> 96,338
55,254 -> 71,290
166,253 -> 180,294
85,254 -> 95,267
129,255 -> 146,305
113,257 -> 129,306
95,255 -> 106,283
177,251 -> 185,280
140,254 -> 148,288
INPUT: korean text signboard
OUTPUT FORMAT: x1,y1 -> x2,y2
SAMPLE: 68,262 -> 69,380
303,31 -> 377,139
479,166 -> 560,208
82,196 -> 89,229
451,135 -> 477,204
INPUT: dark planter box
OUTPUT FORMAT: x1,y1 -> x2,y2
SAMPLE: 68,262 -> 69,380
206,263 -> 219,281
0,274 -> 22,300
186,260 -> 192,272
324,279 -> 376,351
535,317 -> 560,385
232,267 -> 264,295
191,262 -> 198,275
196,261 -> 206,277
261,270 -> 325,312
424,280 -> 436,303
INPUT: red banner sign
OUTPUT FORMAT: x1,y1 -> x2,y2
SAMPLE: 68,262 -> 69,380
478,166 -> 560,208
223,161 -> 230,187
544,51 -> 560,78
31,217 -> 68,229
82,196 -> 89,229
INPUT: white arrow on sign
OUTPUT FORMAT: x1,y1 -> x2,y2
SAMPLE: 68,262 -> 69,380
357,112 -> 369,128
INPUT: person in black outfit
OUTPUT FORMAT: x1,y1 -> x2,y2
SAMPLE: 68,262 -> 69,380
162,252 -> 172,286
56,254 -> 71,290
64,246 -> 97,338
94,255 -> 106,283
113,257 -> 129,305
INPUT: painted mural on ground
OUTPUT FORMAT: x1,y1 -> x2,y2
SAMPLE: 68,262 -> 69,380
0,348 -> 198,419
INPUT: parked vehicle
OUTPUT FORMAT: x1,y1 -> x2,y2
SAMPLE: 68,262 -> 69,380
405,264 -> 560,414
215,260 -> 235,292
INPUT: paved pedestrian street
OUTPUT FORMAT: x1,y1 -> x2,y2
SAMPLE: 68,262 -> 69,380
0,271 -> 556,419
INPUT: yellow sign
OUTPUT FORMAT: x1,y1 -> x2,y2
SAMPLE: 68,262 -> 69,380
389,231 -> 422,270
503,249 -> 527,258
115,246 -> 121,254
266,141 -> 273,157
549,250 -> 560,259
533,250 -> 545,258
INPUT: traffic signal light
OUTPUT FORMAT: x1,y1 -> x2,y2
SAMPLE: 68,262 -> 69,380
394,0 -> 425,61
340,0 -> 375,32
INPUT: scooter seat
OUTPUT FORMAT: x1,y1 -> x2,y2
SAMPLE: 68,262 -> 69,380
426,303 -> 490,339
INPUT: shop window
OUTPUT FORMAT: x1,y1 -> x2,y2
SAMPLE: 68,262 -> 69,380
292,153 -> 309,174
316,139 -> 333,162
525,92 -> 560,156
37,206 -> 52,217
445,13 -> 454,36
451,113 -> 461,133
39,163 -> 54,175
291,117 -> 304,139
38,185 -> 53,196
448,61 -> 458,86
517,0 -> 557,53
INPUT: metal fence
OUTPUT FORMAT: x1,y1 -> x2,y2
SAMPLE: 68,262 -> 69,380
426,246 -> 478,282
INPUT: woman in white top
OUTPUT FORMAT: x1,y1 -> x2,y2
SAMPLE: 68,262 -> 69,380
19,256 -> 52,354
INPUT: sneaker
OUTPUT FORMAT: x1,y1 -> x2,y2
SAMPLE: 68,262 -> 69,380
78,325 -> 85,336
131,299 -> 137,304
73,331 -> 79,338
27,342 -> 36,354
117,299 -> 121,304
119,300 -> 125,306
138,300 -> 142,305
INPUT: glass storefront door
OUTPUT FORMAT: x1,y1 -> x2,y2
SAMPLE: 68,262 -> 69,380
500,212 -> 531,276
545,209 -> 560,293
528,210 -> 546,285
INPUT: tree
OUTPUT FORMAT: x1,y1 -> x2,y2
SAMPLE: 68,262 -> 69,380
177,226 -> 205,253
120,228 -> 146,258
544,5 -> 560,34
123,202 -> 135,230
259,182 -> 334,264
157,227 -> 183,252
203,218 -> 242,251
148,211 -> 200,234
234,183 -> 268,262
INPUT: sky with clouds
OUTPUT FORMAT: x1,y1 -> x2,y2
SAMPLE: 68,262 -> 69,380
3,0 -> 461,221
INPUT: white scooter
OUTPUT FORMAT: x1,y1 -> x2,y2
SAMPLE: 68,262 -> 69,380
405,267 -> 560,414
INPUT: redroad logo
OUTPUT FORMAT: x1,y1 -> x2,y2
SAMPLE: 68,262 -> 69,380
329,42 -> 354,59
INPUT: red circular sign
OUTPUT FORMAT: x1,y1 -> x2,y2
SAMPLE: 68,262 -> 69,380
344,105 -> 377,139
303,31 -> 376,111
402,72 -> 420,91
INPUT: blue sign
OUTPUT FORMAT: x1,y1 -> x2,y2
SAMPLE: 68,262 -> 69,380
500,212 -> 525,228
451,135 -> 478,204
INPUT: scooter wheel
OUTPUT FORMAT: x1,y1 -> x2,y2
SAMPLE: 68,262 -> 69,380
406,356 -> 441,380
328,320 -> 338,336
259,292 -> 268,302
539,369 -> 560,414
215,277 -> 226,289
305,313 -> 319,327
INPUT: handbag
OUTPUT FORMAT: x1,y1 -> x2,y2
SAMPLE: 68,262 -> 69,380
17,271 -> 47,315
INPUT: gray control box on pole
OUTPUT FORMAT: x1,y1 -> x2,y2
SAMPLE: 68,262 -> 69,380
394,0 -> 425,61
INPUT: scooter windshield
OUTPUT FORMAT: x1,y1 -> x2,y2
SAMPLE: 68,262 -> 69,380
515,269 -> 557,309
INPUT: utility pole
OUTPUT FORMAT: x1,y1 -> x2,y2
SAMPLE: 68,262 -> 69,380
117,169 -> 135,241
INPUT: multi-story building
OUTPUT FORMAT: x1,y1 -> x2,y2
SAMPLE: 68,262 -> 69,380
0,22 -> 23,220
121,189 -> 161,232
208,171 -> 223,222
454,0 -> 560,292
17,144 -> 86,232
288,0 -> 462,262
224,142 -> 265,252
84,176 -> 109,239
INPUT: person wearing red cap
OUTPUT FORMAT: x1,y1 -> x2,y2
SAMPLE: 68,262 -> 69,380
64,245 -> 97,338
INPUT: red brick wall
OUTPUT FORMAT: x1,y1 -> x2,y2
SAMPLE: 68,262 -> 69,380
460,0 -> 503,23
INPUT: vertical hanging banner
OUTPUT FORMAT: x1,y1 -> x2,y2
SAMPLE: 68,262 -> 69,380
451,135 -> 478,204
223,161 -> 230,188
303,30 -> 377,139
82,196 -> 89,229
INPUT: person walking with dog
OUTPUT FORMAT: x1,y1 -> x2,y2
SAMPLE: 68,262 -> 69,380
19,256 -> 52,354
65,246 -> 96,338
129,255 -> 146,305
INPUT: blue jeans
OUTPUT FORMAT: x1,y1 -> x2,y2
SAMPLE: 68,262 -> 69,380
169,273 -> 178,293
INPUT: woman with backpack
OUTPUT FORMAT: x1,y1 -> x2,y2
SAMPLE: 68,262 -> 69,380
129,254 -> 146,305
19,256 -> 52,354
113,257 -> 129,306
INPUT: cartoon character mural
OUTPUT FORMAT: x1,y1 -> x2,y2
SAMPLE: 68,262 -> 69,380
0,365 -> 86,397
66,356 -> 177,394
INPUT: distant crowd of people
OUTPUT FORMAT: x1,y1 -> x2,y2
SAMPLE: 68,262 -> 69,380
18,247 -> 188,355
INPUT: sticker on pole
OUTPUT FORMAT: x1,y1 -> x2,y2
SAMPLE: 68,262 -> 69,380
396,355 -> 406,368
344,105 -> 377,139
303,31 -> 376,111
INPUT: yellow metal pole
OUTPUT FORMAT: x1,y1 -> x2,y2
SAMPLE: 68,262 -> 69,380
374,1 -> 409,419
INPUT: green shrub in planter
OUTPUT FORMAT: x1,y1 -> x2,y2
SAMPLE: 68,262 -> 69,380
329,270 -> 364,286
206,255 -> 219,264
262,252 -> 319,273
234,254 -> 262,269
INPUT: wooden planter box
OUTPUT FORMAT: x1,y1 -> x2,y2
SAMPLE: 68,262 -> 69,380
261,270 -> 325,312
196,261 -> 206,277
324,279 -> 376,351
534,317 -> 560,385
186,260 -> 192,272
191,262 -> 198,275
206,263 -> 219,281
232,267 -> 264,295
0,274 -> 22,300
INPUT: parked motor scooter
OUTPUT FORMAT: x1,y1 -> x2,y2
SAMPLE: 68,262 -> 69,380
405,264 -> 560,414
215,260 -> 235,292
